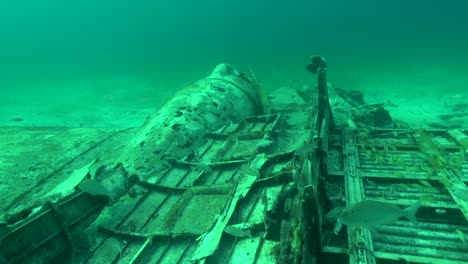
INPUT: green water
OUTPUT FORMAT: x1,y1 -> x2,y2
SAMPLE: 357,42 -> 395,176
1,0 -> 467,127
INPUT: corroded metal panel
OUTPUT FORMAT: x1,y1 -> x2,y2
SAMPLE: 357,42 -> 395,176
325,128 -> 468,263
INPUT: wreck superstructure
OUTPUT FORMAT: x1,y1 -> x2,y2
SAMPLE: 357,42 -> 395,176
0,57 -> 467,264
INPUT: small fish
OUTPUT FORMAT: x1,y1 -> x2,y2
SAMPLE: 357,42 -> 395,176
294,143 -> 315,158
339,200 -> 420,229
365,179 -> 378,188
291,168 -> 303,192
394,183 -> 411,189
346,119 -> 357,130
419,180 -> 432,188
300,158 -> 313,187
434,208 -> 447,214
78,179 -> 113,202
102,238 -> 123,259
325,206 -> 345,225
284,196 -> 292,214
255,138 -> 273,148
452,188 -> 468,202
417,180 -> 439,193
9,117 -> 24,122
384,100 -> 398,108
224,224 -> 252,238
389,146 -> 398,151
193,163 -> 212,173
421,195 -> 436,203
455,229 -> 467,244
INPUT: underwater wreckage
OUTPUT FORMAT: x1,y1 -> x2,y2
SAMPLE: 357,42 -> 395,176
0,57 -> 467,264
